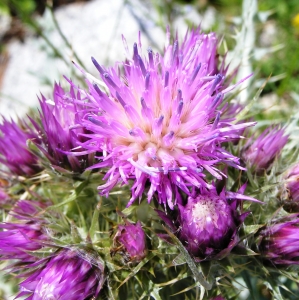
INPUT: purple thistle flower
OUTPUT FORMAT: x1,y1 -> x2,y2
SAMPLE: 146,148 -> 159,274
17,247 -> 105,300
0,118 -> 40,176
210,296 -> 226,300
257,214 -> 299,266
76,28 -> 254,208
113,221 -> 147,263
242,126 -> 288,172
0,200 -> 48,263
157,185 -> 254,261
177,188 -> 250,260
32,83 -> 93,173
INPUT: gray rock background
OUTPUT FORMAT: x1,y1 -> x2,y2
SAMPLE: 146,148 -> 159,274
0,0 -> 216,120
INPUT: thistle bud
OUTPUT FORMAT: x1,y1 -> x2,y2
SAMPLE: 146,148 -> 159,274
33,83 -> 92,173
157,186 -> 253,261
113,221 -> 147,263
257,214 -> 299,266
18,248 -> 105,299
0,118 -> 40,176
0,200 -> 48,263
242,126 -> 287,172
178,190 -> 240,260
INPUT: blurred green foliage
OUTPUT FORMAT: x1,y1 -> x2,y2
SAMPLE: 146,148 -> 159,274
0,0 -> 36,16
210,0 -> 299,97
257,0 -> 299,96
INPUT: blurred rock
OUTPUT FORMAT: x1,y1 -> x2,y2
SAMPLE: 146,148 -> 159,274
0,0 -> 214,120
259,21 -> 276,47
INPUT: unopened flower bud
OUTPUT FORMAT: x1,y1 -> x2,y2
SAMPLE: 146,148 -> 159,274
257,214 -> 299,266
113,221 -> 147,263
0,200 -> 48,263
242,126 -> 287,172
178,190 -> 238,260
18,247 -> 105,299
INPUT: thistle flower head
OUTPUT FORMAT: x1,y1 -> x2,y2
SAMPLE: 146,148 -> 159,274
18,247 -> 105,300
0,200 -> 48,263
157,184 -> 253,260
257,214 -> 299,266
78,28 -> 253,208
242,126 -> 288,172
113,221 -> 147,263
177,187 -> 249,260
0,118 -> 40,176
33,83 -> 92,173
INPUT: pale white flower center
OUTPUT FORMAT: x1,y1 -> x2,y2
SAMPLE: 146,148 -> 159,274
191,199 -> 225,230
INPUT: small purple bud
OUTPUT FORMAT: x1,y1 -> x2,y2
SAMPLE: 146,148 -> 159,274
257,214 -> 299,266
18,248 -> 105,299
0,118 -> 41,176
0,200 -> 49,263
32,82 -> 90,173
113,221 -> 147,263
242,126 -> 288,172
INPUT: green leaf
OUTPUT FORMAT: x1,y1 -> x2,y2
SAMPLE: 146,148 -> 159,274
89,199 -> 101,240
117,253 -> 155,289
163,226 -> 213,291
243,224 -> 265,236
